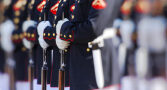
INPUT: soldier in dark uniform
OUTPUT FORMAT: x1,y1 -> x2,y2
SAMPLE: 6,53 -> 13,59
10,0 -> 30,89
0,0 -> 6,75
37,0 -> 70,89
0,0 -> 13,89
90,0 -> 124,89
54,0 -> 110,89
22,0 -> 53,89
0,0 -> 29,89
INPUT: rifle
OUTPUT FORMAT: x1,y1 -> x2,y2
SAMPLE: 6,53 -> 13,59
58,12 -> 65,90
28,59 -> 34,90
41,49 -> 48,90
27,0 -> 35,90
58,50 -> 65,90
40,1 -> 48,90
5,53 -> 15,90
5,1 -> 27,89
28,45 -> 34,90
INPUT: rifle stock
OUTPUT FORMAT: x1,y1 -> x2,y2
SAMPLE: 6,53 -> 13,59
59,68 -> 65,90
58,50 -> 65,90
6,66 -> 15,90
41,64 -> 48,90
40,0 -> 48,89
28,61 -> 34,90
5,57 -> 15,90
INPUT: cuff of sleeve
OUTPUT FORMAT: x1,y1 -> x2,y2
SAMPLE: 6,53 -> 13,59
43,26 -> 56,46
60,21 -> 74,42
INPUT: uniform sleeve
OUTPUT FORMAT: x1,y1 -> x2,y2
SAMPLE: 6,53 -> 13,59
59,1 -> 103,44
43,26 -> 56,46
60,20 -> 96,44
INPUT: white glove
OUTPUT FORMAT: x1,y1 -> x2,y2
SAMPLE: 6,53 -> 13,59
56,18 -> 69,35
0,19 -> 15,53
22,20 -> 37,32
56,18 -> 70,50
56,35 -> 70,50
37,21 -> 51,49
23,39 -> 31,49
22,20 -> 37,49
89,28 -> 116,48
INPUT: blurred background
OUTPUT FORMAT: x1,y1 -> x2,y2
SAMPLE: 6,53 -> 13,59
0,0 -> 167,90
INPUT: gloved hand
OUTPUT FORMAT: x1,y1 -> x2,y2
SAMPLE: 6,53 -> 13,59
56,18 -> 69,35
56,36 -> 70,50
23,20 -> 37,32
37,21 -> 51,49
22,20 -> 37,49
0,19 -> 15,53
56,18 -> 70,50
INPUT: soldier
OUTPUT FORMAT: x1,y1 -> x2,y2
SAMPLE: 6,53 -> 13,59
37,0 -> 70,89
89,0 -> 124,89
0,0 -> 29,89
0,0 -> 6,77
54,0 -> 111,89
22,0 -> 53,89
0,0 -> 13,89
10,0 -> 30,89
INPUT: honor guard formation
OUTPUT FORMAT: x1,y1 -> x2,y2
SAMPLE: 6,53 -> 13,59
0,0 -> 167,90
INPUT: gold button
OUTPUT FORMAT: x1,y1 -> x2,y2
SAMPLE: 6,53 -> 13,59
73,6 -> 75,10
39,17 -> 42,21
14,18 -> 20,24
64,35 -> 66,38
65,49 -> 68,52
64,0 -> 66,2
48,33 -> 50,36
71,15 -> 74,19
53,33 -> 56,36
53,24 -> 56,27
69,35 -> 72,38
28,33 -> 31,37
61,4 -> 64,7
31,34 -> 35,38
24,32 -> 27,37
22,47 -> 27,51
86,48 -> 90,52
15,11 -> 20,16
54,16 -> 57,19
14,34 -> 19,40
20,34 -> 23,39
43,33 -> 46,36
21,7 -> 25,11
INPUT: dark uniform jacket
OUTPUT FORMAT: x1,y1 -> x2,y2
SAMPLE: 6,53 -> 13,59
26,0 -> 52,84
57,0 -> 106,89
11,0 -> 29,81
42,0 -> 70,87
